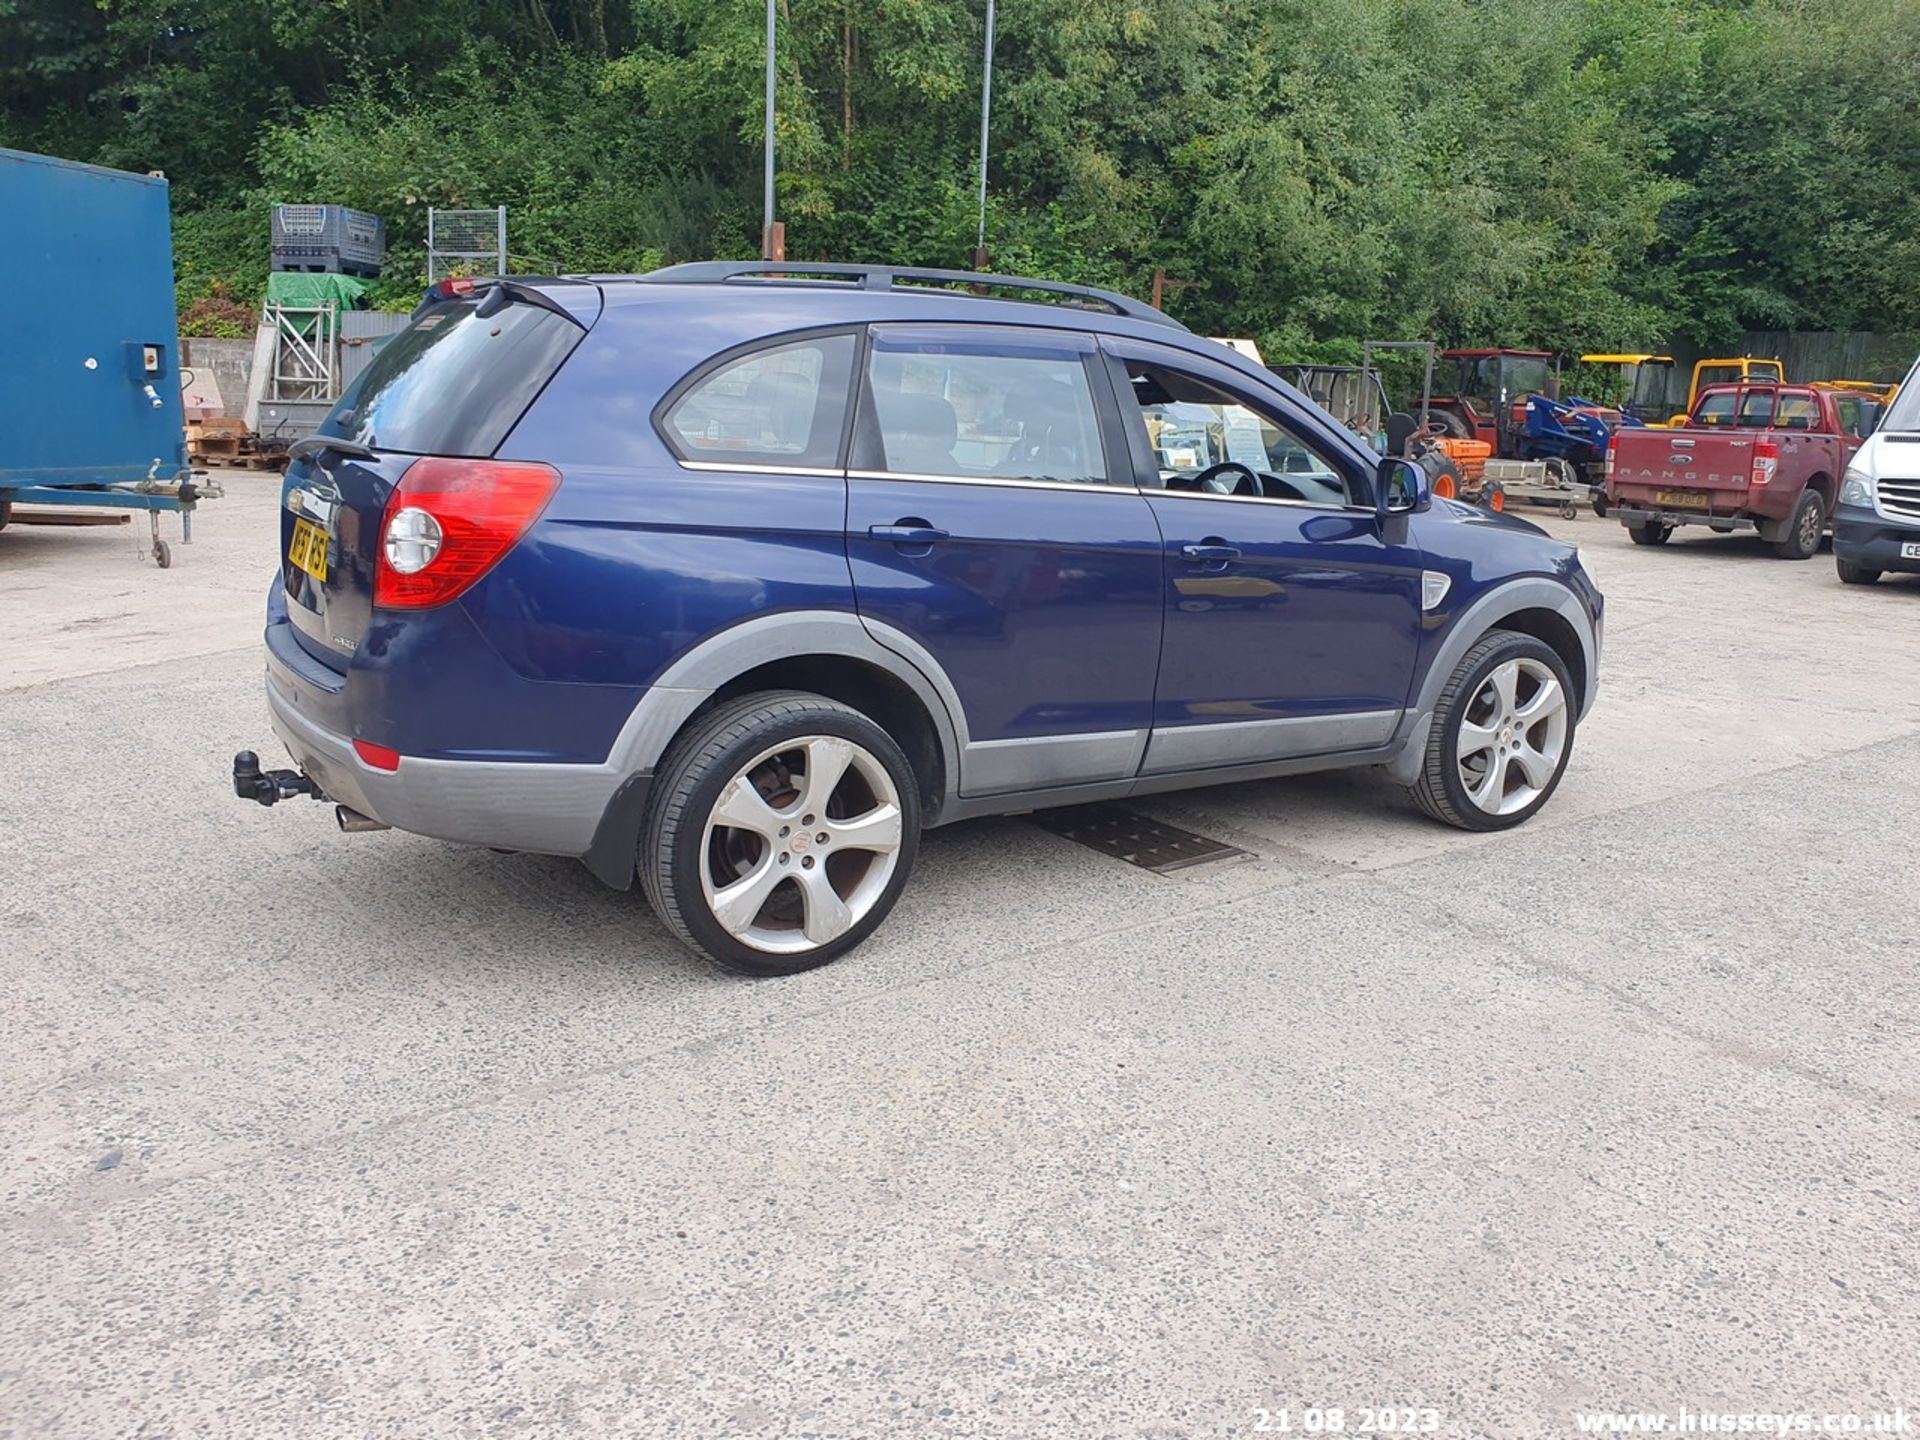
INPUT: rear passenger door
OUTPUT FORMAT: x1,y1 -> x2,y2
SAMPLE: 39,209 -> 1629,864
845,324 -> 1164,795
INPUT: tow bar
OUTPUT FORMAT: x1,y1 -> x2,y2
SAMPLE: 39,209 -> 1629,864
232,750 -> 321,806
233,750 -> 391,832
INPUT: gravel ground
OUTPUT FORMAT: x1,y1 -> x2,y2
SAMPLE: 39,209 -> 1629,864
2,476 -> 1917,1439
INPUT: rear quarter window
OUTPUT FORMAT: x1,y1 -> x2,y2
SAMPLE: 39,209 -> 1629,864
658,334 -> 856,470
320,295 -> 584,457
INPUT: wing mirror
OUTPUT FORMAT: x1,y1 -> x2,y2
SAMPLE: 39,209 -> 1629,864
1379,456 -> 1431,516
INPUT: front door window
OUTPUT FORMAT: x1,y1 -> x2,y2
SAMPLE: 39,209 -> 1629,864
1120,361 -> 1353,509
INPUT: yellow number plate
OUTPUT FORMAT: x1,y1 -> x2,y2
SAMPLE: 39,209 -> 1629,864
1654,489 -> 1711,509
288,516 -> 329,582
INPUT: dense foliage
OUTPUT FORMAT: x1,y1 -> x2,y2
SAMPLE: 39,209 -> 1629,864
4,0 -> 1916,358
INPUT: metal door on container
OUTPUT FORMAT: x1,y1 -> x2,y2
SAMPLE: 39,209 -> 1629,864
845,323 -> 1164,795
1099,335 -> 1425,775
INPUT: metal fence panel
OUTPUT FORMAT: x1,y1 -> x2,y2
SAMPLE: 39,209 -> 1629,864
427,206 -> 506,280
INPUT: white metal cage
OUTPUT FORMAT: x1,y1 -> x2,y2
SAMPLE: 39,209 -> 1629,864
427,206 -> 507,280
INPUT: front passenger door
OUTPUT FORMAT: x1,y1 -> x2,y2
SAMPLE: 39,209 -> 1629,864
1101,337 -> 1426,775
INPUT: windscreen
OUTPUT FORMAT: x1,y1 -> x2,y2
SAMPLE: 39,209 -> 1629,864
319,293 -> 584,457
1505,357 -> 1555,398
1628,364 -> 1670,412
1882,361 -> 1920,432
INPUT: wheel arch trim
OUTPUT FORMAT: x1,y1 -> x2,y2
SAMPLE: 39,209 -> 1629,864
604,610 -> 967,804
1385,576 -> 1598,783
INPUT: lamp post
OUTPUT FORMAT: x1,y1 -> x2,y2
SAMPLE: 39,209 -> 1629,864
973,0 -> 995,269
762,0 -> 781,260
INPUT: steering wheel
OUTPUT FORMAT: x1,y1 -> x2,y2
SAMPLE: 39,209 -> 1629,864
1169,461 -> 1259,496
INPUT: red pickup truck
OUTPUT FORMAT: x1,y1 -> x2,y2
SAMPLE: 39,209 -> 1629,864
1603,383 -> 1875,558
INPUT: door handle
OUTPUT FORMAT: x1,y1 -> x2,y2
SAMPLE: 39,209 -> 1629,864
869,523 -> 949,545
1181,543 -> 1241,564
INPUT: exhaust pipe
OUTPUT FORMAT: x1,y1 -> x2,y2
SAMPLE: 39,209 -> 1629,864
335,805 -> 390,834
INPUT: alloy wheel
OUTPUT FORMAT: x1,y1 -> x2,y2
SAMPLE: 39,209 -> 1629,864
698,734 -> 905,955
1798,499 -> 1822,552
1456,658 -> 1569,816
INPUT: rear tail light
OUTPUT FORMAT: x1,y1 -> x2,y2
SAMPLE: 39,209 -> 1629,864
374,457 -> 559,608
1605,435 -> 1617,479
1750,439 -> 1778,488
353,738 -> 402,771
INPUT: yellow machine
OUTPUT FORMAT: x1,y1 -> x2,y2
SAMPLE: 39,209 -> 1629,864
1670,357 -> 1785,423
1817,379 -> 1899,404
1577,353 -> 1675,424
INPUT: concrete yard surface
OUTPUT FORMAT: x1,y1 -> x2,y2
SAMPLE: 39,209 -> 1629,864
2,478 -> 1918,1438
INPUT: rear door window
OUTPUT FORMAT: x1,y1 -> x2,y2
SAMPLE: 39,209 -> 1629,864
321,292 -> 584,457
1773,391 -> 1819,431
660,333 -> 856,470
1693,391 -> 1738,427
859,326 -> 1112,485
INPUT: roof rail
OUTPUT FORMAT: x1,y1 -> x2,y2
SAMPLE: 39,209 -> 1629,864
636,261 -> 1190,332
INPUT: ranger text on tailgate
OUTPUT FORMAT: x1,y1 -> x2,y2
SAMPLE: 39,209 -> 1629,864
233,263 -> 1603,975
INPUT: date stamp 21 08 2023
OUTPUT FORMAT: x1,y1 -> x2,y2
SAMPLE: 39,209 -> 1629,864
1252,1408 -> 1444,1433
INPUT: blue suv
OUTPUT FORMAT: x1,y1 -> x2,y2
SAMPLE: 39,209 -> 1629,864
236,263 -> 1603,975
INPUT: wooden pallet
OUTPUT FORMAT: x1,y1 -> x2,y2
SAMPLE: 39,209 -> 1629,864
186,417 -> 290,471
188,415 -> 248,434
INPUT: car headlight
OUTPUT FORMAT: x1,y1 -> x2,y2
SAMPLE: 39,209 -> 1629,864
1839,466 -> 1874,508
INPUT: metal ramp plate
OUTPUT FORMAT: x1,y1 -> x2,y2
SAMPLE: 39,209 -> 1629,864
1030,804 -> 1247,874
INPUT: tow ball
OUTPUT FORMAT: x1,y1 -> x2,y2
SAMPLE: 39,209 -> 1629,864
232,750 -> 321,806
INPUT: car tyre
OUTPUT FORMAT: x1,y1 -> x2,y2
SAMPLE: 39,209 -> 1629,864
640,690 -> 921,977
1835,556 -> 1881,585
1627,519 -> 1671,546
1409,630 -> 1577,833
1773,490 -> 1826,560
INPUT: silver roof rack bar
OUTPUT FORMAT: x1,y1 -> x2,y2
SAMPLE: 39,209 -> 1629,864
635,260 -> 1189,332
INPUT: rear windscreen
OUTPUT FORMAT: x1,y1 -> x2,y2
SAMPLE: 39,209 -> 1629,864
318,294 -> 583,457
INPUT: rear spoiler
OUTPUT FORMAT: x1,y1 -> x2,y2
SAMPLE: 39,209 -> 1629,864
411,276 -> 595,328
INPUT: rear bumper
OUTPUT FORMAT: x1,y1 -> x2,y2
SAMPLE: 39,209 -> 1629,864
1833,503 -> 1920,573
265,648 -> 626,860
1606,478 -> 1789,529
1610,503 -> 1759,533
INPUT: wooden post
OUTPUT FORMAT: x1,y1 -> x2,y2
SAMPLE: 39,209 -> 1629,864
762,221 -> 786,262
1152,268 -> 1166,310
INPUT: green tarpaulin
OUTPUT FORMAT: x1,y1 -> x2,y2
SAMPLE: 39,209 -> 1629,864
264,271 -> 370,309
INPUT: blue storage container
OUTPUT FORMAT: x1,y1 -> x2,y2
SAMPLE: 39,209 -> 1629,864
0,146 -> 218,566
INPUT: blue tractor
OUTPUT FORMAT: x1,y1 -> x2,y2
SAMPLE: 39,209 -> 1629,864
1517,391 -> 1648,496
